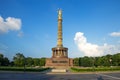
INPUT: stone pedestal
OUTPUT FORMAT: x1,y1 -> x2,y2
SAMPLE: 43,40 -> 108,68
45,57 -> 73,68
45,46 -> 73,68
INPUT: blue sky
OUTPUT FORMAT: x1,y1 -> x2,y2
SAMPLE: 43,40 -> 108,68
0,0 -> 120,60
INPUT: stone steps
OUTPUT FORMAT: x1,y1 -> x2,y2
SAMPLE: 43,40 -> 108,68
51,69 -> 67,72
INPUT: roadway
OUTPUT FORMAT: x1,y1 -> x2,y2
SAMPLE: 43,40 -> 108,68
0,71 -> 120,80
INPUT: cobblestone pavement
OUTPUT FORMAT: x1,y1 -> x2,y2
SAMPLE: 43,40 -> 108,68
0,71 -> 120,80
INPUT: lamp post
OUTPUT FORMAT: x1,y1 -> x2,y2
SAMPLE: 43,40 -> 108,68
24,57 -> 26,72
109,58 -> 112,72
109,58 -> 112,67
92,57 -> 95,72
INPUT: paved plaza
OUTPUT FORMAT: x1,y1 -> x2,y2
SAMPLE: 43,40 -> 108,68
0,71 -> 120,80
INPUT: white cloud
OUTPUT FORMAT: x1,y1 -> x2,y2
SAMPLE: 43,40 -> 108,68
0,16 -> 21,33
74,32 -> 120,57
110,32 -> 120,37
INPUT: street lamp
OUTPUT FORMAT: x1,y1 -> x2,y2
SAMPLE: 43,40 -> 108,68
24,57 -> 26,72
109,58 -> 112,67
92,57 -> 95,72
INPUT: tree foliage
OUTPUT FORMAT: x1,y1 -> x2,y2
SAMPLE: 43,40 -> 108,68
0,53 -> 9,66
0,52 -> 120,67
13,53 -> 25,67
73,53 -> 120,67
12,53 -> 46,67
73,58 -> 80,66
40,58 -> 46,66
26,57 -> 33,67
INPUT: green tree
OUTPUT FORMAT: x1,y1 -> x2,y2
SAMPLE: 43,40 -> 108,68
112,53 -> 120,66
0,54 -> 4,66
73,58 -> 80,66
106,54 -> 112,66
95,57 -> 103,67
13,53 -> 25,67
10,61 -> 14,66
40,58 -> 46,66
81,56 -> 93,67
33,58 -> 40,66
26,57 -> 33,67
3,57 -> 9,66
0,53 -> 10,66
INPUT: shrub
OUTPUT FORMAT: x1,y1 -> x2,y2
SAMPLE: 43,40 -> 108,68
0,66 -> 49,72
71,67 -> 120,72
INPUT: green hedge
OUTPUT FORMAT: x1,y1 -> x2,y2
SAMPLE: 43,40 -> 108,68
71,67 -> 120,72
0,67 -> 49,72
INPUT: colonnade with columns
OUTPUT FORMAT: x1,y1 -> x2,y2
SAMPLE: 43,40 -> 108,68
52,47 -> 68,58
